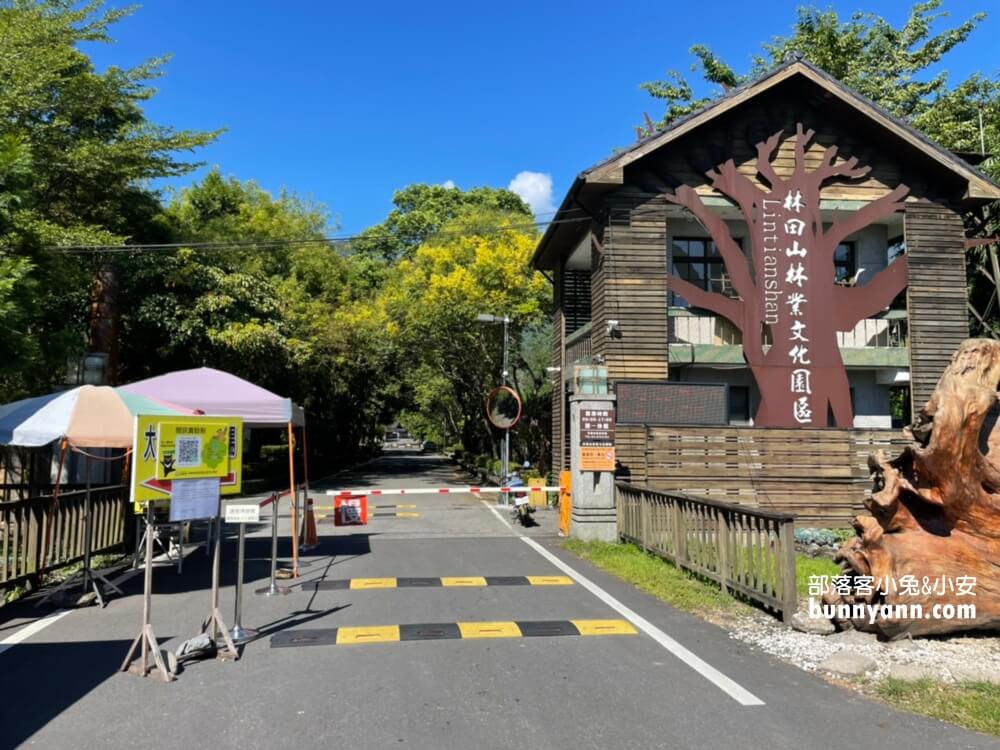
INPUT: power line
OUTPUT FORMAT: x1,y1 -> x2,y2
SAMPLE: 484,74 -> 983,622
27,212 -> 593,255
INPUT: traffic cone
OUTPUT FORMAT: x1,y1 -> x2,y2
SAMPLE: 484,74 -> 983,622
301,495 -> 319,550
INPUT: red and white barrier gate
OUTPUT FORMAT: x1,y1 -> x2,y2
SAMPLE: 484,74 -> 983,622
324,485 -> 561,498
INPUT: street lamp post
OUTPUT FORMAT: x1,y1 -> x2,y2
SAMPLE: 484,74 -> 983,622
477,313 -> 512,492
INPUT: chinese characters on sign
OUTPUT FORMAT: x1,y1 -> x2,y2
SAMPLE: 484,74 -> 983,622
807,574 -> 978,598
131,415 -> 243,512
762,188 -> 814,425
578,407 -> 615,472
334,495 -> 368,526
580,408 -> 615,446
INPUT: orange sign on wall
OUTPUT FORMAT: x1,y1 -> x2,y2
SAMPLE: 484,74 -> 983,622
580,446 -> 615,472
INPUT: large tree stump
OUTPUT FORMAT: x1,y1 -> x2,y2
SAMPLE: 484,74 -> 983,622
826,339 -> 1000,638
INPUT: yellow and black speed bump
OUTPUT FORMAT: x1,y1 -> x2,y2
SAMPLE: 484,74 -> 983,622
314,504 -> 417,512
271,628 -> 341,647
313,575 -> 573,591
318,510 -> 420,524
484,576 -> 530,586
269,619 -> 636,648
399,623 -> 462,641
396,577 -> 444,588
516,620 -> 580,637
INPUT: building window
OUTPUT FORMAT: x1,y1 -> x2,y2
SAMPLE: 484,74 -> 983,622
728,386 -> 750,422
562,269 -> 591,335
834,242 -> 857,284
670,237 -> 743,307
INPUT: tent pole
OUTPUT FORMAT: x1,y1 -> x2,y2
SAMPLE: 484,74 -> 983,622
302,418 -> 311,503
82,454 -> 94,600
287,421 -> 298,577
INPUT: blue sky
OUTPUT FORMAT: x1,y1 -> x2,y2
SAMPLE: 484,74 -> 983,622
86,0 -> 1000,235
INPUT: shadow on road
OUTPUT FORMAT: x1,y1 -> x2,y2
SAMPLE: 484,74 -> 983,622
313,451 -> 468,491
0,637 -> 156,748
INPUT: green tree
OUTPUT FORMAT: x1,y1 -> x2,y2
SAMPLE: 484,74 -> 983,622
117,171 -> 402,467
0,0 -> 219,400
638,2 -> 994,151
378,207 -> 551,468
636,1 -> 1000,338
352,183 -> 532,260
117,171 -> 328,387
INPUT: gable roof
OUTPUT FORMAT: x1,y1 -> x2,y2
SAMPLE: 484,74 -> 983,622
586,57 -> 999,194
533,57 -> 1000,269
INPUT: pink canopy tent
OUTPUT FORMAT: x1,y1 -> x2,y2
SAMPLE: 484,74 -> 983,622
118,367 -> 304,428
120,367 -> 308,574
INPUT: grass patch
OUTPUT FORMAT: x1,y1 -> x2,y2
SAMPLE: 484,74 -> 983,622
875,679 -> 1000,737
562,539 -> 747,617
564,539 -> 839,612
795,555 -> 840,597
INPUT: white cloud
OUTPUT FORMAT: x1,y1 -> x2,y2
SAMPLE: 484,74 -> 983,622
508,171 -> 555,217
441,179 -> 456,189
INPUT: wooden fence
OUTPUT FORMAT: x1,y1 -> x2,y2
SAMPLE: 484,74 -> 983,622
1,484 -> 128,587
617,481 -> 797,619
615,425 -> 910,526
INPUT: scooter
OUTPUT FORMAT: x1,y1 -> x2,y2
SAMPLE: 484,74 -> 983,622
507,473 -> 535,526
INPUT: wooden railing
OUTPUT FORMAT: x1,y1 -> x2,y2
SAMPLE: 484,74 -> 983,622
617,481 -> 797,619
565,322 -> 593,365
669,311 -> 907,349
1,484 -> 128,587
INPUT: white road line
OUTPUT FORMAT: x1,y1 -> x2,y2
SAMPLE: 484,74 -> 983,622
520,536 -> 765,707
0,609 -> 72,656
480,499 -> 514,531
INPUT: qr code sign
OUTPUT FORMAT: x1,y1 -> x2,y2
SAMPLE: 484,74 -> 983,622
176,436 -> 202,467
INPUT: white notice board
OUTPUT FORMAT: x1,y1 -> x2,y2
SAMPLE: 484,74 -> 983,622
169,477 -> 221,522
224,503 -> 261,524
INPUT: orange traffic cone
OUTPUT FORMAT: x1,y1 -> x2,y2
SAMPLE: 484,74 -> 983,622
301,495 -> 319,550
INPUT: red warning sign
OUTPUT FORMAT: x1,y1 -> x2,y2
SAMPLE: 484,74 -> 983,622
334,495 -> 368,526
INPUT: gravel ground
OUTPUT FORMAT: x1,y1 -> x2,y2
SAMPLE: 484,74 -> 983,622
728,608 -> 1000,682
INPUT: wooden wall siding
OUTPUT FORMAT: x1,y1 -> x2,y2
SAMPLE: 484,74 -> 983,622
591,197 -> 669,381
613,425 -> 908,526
551,268 -> 564,474
614,424 -> 648,484
630,90 -> 962,207
904,202 -> 968,415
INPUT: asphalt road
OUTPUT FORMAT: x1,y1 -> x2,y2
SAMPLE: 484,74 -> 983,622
0,450 -> 994,749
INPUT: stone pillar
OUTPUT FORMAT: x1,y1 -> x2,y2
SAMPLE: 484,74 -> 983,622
569,392 -> 617,542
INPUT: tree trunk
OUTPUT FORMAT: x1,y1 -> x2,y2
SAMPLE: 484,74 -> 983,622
825,339 -> 1000,637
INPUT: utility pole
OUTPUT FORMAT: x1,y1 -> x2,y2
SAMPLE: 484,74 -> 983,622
477,312 -> 512,489
979,101 -> 986,155
86,262 -> 120,385
501,314 -> 510,486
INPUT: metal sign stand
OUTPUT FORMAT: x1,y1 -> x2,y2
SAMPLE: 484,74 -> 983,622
202,497 -> 239,661
132,512 -> 171,569
229,519 -> 258,643
38,461 -> 123,607
255,494 -> 289,596
120,502 -> 173,681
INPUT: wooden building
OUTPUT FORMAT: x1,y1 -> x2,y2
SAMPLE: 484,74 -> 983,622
533,58 -> 1000,525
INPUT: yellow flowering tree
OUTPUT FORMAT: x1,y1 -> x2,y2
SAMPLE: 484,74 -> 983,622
379,210 -> 552,468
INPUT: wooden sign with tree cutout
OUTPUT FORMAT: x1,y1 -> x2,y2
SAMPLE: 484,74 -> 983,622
666,124 -> 909,427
